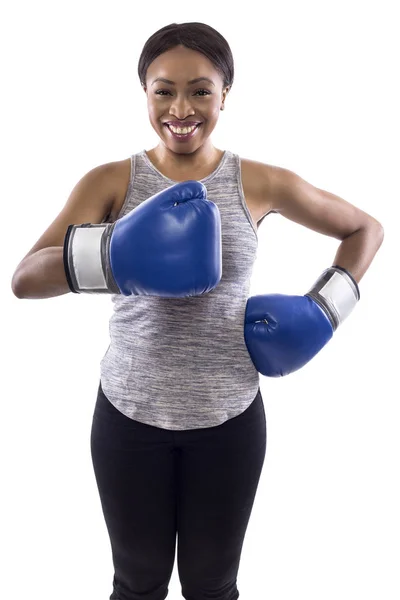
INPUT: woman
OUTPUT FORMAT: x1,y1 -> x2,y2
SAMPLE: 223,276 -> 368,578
11,22 -> 384,600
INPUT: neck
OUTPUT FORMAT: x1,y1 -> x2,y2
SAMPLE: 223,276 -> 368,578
151,140 -> 221,172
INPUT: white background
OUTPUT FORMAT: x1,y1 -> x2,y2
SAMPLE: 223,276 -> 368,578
2,1 -> 399,599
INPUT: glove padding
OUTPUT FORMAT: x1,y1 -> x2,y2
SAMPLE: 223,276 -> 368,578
64,180 -> 222,297
244,266 -> 360,377
244,293 -> 333,377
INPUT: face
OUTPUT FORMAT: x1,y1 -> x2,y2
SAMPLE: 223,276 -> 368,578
143,45 -> 229,154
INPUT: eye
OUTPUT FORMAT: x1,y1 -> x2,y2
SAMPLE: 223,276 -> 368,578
154,89 -> 212,96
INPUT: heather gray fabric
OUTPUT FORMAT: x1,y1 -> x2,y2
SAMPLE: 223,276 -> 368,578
100,149 -> 261,430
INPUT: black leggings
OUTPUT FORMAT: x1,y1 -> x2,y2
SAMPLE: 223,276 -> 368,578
90,382 -> 267,600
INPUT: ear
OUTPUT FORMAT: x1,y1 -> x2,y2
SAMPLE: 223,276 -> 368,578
222,86 -> 230,102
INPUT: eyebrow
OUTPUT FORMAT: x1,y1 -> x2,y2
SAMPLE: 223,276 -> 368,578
151,77 -> 215,87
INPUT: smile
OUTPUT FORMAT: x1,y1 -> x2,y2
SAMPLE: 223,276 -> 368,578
164,123 -> 202,141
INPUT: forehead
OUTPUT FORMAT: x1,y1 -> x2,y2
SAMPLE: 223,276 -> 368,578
146,45 -> 220,83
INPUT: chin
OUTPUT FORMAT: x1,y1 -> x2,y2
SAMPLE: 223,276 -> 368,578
162,137 -> 204,154
165,145 -> 198,155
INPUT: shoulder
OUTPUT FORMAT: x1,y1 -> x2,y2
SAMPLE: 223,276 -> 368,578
239,156 -> 282,216
93,156 -> 131,195
240,155 -> 287,190
106,157 -> 132,220
114,157 -> 131,186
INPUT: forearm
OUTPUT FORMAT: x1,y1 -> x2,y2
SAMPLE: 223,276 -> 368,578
11,247 -> 70,299
332,223 -> 384,284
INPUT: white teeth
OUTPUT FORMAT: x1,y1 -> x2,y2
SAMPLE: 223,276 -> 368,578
168,124 -> 198,135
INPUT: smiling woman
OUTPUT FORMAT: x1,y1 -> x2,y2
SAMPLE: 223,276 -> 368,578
137,24 -> 232,175
149,72 -> 218,143
11,20 -> 384,600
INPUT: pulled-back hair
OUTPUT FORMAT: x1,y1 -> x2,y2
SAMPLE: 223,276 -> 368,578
138,22 -> 234,90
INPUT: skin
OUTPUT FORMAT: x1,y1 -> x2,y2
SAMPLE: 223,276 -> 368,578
10,44 -> 383,301
142,44 -> 229,174
142,44 -> 384,283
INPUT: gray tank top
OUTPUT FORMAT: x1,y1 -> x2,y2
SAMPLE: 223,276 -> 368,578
99,149 -> 260,430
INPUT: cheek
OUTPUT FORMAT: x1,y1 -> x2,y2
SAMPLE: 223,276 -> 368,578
147,105 -> 160,122
207,99 -> 222,117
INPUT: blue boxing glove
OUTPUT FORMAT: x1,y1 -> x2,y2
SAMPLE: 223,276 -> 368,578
64,180 -> 222,297
244,266 -> 360,377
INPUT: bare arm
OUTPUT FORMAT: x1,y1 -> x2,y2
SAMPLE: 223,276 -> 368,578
11,161 -> 120,299
11,247 -> 68,299
267,167 -> 384,282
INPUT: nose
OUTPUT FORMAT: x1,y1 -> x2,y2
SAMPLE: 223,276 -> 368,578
168,94 -> 195,119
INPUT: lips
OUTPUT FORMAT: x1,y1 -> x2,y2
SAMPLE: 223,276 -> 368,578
164,122 -> 202,141
164,121 -> 202,127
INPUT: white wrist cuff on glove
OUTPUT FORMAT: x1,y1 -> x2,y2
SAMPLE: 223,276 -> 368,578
305,266 -> 360,330
64,223 -> 118,294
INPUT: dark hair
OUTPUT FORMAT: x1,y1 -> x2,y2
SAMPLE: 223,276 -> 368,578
138,22 -> 234,91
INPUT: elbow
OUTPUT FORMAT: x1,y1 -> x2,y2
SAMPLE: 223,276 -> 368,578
372,221 -> 385,246
11,271 -> 25,298
364,219 -> 384,245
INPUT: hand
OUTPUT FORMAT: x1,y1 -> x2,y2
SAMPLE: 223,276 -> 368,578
64,180 -> 222,297
244,266 -> 360,377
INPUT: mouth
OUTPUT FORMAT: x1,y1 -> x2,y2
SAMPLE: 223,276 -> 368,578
163,123 -> 202,141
